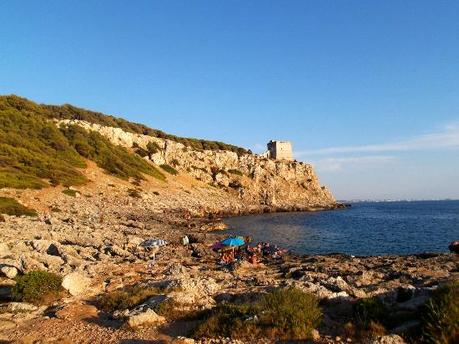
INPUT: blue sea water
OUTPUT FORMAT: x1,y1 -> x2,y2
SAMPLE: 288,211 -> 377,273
223,200 -> 459,256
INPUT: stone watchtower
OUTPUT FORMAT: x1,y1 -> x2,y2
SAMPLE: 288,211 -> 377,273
265,140 -> 293,160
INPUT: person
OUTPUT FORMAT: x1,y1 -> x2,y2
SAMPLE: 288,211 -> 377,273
248,252 -> 259,265
220,249 -> 235,264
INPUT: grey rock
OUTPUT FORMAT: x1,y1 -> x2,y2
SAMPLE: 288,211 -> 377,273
62,271 -> 91,296
0,265 -> 18,279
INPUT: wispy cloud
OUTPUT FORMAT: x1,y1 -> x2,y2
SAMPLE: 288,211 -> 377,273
297,122 -> 459,157
312,155 -> 396,172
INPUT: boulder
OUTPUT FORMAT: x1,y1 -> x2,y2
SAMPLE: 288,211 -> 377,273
0,265 -> 18,279
62,272 -> 91,296
370,334 -> 406,344
311,329 -> 321,341
127,308 -> 166,328
6,302 -> 38,312
161,275 -> 220,309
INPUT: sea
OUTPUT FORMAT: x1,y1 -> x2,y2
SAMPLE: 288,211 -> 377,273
223,200 -> 459,256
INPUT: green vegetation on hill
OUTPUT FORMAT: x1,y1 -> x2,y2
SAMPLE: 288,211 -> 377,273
0,95 -> 164,189
41,98 -> 248,155
0,197 -> 37,216
61,125 -> 165,181
160,164 -> 178,175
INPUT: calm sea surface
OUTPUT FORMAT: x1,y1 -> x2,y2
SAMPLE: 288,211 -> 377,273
223,200 -> 459,256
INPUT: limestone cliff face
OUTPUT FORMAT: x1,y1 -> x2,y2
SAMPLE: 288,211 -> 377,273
57,120 -> 337,209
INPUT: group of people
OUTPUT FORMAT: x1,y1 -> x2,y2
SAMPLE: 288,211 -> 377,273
248,241 -> 287,260
217,236 -> 287,266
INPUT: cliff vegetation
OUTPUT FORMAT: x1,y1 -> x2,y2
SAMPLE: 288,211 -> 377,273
0,95 -> 164,188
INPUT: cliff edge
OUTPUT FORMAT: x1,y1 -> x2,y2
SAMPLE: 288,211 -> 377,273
57,119 -> 337,211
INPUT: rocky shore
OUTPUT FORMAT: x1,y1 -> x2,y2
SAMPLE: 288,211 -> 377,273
0,167 -> 457,344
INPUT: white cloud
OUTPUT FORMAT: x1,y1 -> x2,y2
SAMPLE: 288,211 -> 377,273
312,155 -> 395,172
297,122 -> 459,157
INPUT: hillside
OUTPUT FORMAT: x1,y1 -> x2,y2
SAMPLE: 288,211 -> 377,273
0,94 -> 336,212
0,95 -> 165,189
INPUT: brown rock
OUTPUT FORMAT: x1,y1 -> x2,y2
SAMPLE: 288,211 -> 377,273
55,303 -> 98,320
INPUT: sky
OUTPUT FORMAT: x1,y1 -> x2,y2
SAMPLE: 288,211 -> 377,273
1,1 -> 458,200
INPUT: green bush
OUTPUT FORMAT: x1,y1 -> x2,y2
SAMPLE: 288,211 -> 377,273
0,197 -> 37,216
193,288 -> 321,340
228,169 -> 243,176
354,297 -> 388,326
421,281 -> 459,344
134,147 -> 149,158
31,95 -> 249,155
348,297 -> 389,341
160,164 -> 178,175
258,287 -> 322,339
62,189 -> 78,197
12,271 -> 64,304
146,141 -> 160,155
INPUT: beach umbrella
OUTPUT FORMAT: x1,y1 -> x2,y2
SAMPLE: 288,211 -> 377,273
220,236 -> 245,247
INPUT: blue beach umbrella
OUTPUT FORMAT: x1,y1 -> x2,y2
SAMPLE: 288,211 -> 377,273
220,236 -> 245,247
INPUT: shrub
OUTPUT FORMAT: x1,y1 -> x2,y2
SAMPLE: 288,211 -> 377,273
229,181 -> 242,189
193,288 -> 321,340
344,320 -> 387,341
146,141 -> 160,156
98,286 -> 161,312
127,188 -> 142,199
62,189 -> 78,197
12,271 -> 64,305
160,164 -> 178,175
228,169 -> 243,176
193,303 -> 258,339
0,197 -> 37,216
258,287 -> 322,339
349,297 -> 389,341
155,299 -> 185,320
421,281 -> 459,344
354,297 -> 388,326
135,147 -> 149,158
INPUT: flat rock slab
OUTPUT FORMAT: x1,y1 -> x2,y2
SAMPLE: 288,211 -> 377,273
55,303 -> 98,320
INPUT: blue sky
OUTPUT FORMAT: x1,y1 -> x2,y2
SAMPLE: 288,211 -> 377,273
1,1 -> 458,200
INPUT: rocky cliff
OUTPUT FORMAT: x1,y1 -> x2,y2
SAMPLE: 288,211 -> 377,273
57,119 -> 337,211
